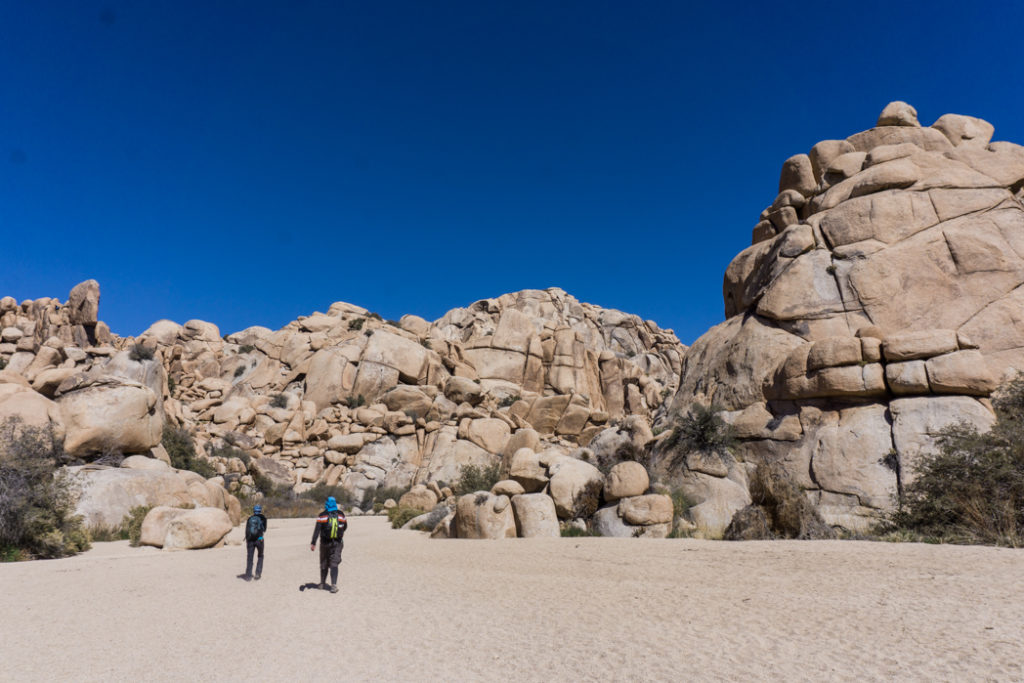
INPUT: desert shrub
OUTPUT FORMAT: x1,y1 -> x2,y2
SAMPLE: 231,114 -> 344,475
724,461 -> 834,540
883,378 -> 1024,546
246,484 -> 353,519
167,376 -> 176,394
161,426 -> 216,479
454,463 -> 502,495
420,339 -> 432,350
0,357 -> 7,370
368,312 -> 382,321
128,344 -> 154,362
345,394 -> 366,409
0,418 -> 90,560
373,486 -> 410,505
348,318 -> 365,331
269,393 -> 289,409
238,344 -> 256,354
561,525 -> 600,537
662,403 -> 735,467
233,366 -> 245,378
498,394 -> 521,409
387,506 -> 426,529
123,505 -> 151,547
386,319 -> 400,327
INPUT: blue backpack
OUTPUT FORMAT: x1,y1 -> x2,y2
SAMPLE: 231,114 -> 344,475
245,515 -> 265,541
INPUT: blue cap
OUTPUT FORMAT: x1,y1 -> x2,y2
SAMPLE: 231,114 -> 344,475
253,504 -> 262,514
325,496 -> 337,512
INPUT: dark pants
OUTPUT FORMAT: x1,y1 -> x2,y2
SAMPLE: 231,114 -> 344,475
246,539 -> 264,577
318,540 -> 343,585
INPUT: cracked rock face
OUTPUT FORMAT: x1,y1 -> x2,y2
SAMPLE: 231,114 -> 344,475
675,103 -> 1024,532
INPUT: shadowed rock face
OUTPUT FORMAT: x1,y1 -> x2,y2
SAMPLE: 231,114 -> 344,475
673,102 -> 1023,533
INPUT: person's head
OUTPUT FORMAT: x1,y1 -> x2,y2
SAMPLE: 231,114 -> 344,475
253,504 -> 262,514
325,496 -> 337,512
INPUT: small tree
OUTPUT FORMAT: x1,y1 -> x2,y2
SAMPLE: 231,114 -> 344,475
662,402 -> 736,468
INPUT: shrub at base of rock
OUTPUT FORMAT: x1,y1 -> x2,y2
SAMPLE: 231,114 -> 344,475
725,462 -> 835,540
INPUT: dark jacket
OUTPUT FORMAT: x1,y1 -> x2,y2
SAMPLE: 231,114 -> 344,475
311,510 -> 347,545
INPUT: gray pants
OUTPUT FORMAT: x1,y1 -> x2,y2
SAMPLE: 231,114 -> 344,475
318,540 -> 343,584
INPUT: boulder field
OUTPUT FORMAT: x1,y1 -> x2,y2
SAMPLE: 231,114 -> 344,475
3,102 -> 1022,540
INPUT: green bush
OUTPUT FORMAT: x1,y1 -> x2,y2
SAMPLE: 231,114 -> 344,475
123,506 -> 151,547
663,403 -> 736,467
0,418 -> 90,560
233,366 -> 245,378
243,484 -> 353,520
883,378 -> 1024,546
561,525 -> 600,537
129,344 -> 154,362
345,394 -> 366,409
161,426 -> 216,479
269,393 -> 289,409
238,344 -> 256,354
348,318 -> 365,331
209,445 -> 250,466
453,462 -> 502,495
387,506 -> 425,529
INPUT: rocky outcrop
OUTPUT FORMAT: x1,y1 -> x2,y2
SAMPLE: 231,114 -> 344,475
673,102 -> 1024,533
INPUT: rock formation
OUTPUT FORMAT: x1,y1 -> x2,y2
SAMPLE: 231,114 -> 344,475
672,101 -> 1024,533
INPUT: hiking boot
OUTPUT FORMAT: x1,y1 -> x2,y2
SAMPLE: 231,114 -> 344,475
329,584 -> 339,594
254,573 -> 261,581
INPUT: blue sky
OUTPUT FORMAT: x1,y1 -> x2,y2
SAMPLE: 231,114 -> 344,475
3,1 -> 1023,344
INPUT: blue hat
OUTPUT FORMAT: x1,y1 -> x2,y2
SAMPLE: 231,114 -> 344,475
325,496 -> 338,512
253,504 -> 262,514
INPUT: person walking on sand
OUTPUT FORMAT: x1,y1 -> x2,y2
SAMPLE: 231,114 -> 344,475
242,504 -> 267,581
310,496 -> 347,593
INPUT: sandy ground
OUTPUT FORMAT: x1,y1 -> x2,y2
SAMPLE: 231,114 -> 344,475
1,516 -> 1022,682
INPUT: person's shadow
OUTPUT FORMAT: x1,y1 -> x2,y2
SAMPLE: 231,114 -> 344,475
298,582 -> 326,592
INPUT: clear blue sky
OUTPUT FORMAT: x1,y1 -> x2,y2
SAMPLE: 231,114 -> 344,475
3,1 -> 1023,344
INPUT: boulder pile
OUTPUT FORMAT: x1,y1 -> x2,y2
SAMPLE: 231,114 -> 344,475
673,101 -> 1024,533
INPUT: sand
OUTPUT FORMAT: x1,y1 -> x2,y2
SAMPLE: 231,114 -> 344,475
1,516 -> 1021,682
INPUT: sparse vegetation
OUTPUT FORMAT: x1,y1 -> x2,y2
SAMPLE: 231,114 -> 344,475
385,319 -> 400,327
662,402 -> 736,468
0,357 -> 7,370
129,344 -> 154,362
454,462 -> 502,495
420,338 -> 432,349
881,377 -> 1024,546
498,394 -> 521,409
373,486 -> 410,506
387,506 -> 426,529
0,418 -> 89,560
345,394 -> 366,409
167,376 -> 176,394
724,461 -> 834,540
368,312 -> 382,321
561,525 -> 600,537
161,426 -> 217,479
348,318 -> 365,331
239,484 -> 353,519
233,366 -> 245,378
208,445 -> 250,466
269,393 -> 289,409
826,264 -> 837,275
238,344 -> 256,354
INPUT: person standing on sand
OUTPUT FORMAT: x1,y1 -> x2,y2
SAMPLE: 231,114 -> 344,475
310,496 -> 347,593
242,504 -> 267,581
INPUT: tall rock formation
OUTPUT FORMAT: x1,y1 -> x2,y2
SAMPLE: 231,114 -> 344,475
672,102 -> 1024,532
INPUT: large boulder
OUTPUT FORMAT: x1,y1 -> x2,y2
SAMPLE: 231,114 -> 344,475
511,493 -> 559,537
546,455 -> 604,519
603,461 -> 649,502
69,466 -> 193,528
162,507 -> 233,550
398,484 -> 438,511
57,376 -> 162,458
0,383 -> 65,448
67,280 -> 100,326
454,492 -> 516,539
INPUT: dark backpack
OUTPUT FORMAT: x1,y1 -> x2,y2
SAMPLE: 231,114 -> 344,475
325,511 -> 343,540
245,515 -> 264,542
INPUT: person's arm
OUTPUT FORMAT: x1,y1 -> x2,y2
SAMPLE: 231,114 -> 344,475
259,515 -> 267,540
310,519 -> 321,550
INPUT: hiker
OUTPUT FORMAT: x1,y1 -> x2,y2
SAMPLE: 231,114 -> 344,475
243,504 -> 267,581
310,496 -> 347,593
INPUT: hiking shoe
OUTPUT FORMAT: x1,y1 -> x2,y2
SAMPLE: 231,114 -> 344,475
320,582 -> 328,591
329,584 -> 339,594
254,573 -> 261,581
